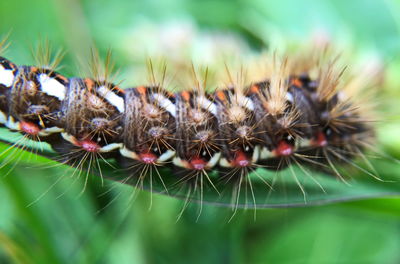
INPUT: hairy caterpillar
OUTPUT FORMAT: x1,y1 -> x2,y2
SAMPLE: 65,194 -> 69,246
0,38 -> 388,217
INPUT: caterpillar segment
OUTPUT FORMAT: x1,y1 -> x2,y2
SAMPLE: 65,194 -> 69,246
0,39 -> 68,142
120,86 -> 176,165
7,66 -> 68,139
214,87 -> 260,169
57,78 -> 124,157
172,90 -> 220,171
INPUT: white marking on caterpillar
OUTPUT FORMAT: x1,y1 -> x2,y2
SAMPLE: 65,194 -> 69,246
38,73 -> 66,100
207,152 -> 221,168
286,92 -> 294,103
219,157 -> 231,168
338,91 -> 346,101
298,138 -> 311,148
99,143 -> 123,153
157,149 -> 176,162
61,132 -> 76,145
0,64 -> 14,87
196,96 -> 217,116
97,85 -> 125,113
0,110 -> 7,124
260,147 -> 272,160
239,96 -> 254,111
152,93 -> 176,117
6,116 -> 20,131
252,145 -> 260,163
120,146 -> 140,160
38,126 -> 64,137
173,156 -> 188,168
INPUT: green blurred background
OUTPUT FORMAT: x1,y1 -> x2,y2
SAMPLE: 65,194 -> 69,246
1,0 -> 400,263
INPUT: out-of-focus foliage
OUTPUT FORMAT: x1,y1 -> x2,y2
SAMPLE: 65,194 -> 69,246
0,0 -> 399,263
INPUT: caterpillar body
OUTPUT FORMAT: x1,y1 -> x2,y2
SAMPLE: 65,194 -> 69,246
0,46 -> 378,210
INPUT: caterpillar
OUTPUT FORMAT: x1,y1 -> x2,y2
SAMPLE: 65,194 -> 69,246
0,39 -> 383,216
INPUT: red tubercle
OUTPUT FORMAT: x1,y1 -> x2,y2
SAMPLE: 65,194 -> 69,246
136,86 -> 147,95
78,139 -> 101,152
274,140 -> 294,157
181,91 -> 191,101
233,150 -> 251,167
290,78 -> 303,87
139,151 -> 158,164
20,121 -> 40,136
189,157 -> 207,171
312,131 -> 328,147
